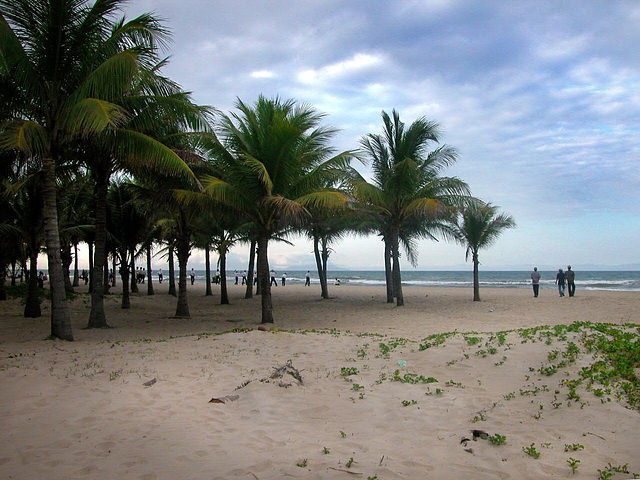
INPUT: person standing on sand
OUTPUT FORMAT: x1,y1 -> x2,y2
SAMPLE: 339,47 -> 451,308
556,268 -> 566,297
531,267 -> 541,297
270,269 -> 278,286
242,270 -> 247,285
158,268 -> 163,283
234,270 -> 239,285
190,268 -> 195,285
215,269 -> 220,285
566,265 -> 576,297
281,272 -> 287,286
305,271 -> 311,286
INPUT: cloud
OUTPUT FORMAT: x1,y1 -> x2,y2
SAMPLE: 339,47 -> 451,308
296,53 -> 385,85
250,70 -> 276,79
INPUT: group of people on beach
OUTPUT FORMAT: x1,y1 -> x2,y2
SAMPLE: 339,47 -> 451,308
531,266 -> 576,298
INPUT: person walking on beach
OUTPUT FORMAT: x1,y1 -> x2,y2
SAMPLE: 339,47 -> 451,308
215,269 -> 220,285
556,268 -> 566,297
234,270 -> 239,285
190,268 -> 195,285
270,269 -> 278,286
242,270 -> 247,285
158,268 -> 163,284
305,271 -> 311,286
566,265 -> 576,297
281,272 -> 287,286
531,267 -> 541,297
37,271 -> 44,289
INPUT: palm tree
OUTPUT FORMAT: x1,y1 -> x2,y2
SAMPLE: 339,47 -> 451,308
200,96 -> 353,323
450,202 -> 516,301
353,110 -> 470,306
0,0 -> 175,340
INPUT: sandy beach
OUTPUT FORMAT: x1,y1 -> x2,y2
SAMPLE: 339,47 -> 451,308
1,284 -> 639,479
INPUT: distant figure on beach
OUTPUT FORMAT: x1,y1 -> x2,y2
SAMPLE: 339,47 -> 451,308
234,270 -> 239,285
556,268 -> 566,297
37,271 -> 44,289
142,267 -> 146,284
305,271 -> 311,286
531,267 -> 541,297
190,268 -> 195,285
242,270 -> 247,285
215,269 -> 220,284
158,268 -> 163,283
281,272 -> 287,286
566,265 -> 575,297
334,278 -> 341,286
82,269 -> 88,285
270,269 -> 278,286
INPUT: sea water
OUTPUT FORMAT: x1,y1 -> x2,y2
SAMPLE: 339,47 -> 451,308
184,270 -> 640,291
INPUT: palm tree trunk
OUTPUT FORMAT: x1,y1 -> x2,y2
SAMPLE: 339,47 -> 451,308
61,244 -> 73,293
220,248 -> 229,305
314,234 -> 329,299
111,255 -> 116,286
257,235 -> 273,323
384,239 -> 394,303
87,240 -> 93,293
103,251 -> 110,293
10,262 -> 16,286
174,225 -> 190,317
88,179 -> 109,328
473,251 -> 480,302
72,243 -> 79,287
0,255 -> 7,300
119,250 -> 130,309
42,156 -> 73,340
24,250 -> 41,318
168,245 -> 176,296
321,236 -> 330,297
146,243 -> 154,296
391,232 -> 404,306
130,249 -> 138,293
245,239 -> 255,299
205,245 -> 212,296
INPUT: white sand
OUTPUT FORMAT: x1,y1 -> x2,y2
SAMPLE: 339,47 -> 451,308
0,284 -> 639,479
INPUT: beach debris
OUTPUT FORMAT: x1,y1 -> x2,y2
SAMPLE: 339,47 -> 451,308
270,360 -> 303,385
235,380 -> 252,390
460,436 -> 471,445
142,378 -> 157,387
258,326 -> 267,331
471,429 -> 489,440
209,395 -> 239,404
397,360 -> 407,367
328,467 -> 363,475
464,448 -> 474,454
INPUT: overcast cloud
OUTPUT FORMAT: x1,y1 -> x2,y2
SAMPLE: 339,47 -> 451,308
113,0 -> 640,271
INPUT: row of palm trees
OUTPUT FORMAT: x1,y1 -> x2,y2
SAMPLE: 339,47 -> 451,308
0,0 -> 515,341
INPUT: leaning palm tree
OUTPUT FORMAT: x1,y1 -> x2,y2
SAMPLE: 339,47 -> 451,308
200,96 -> 353,323
449,202 -> 516,301
353,110 -> 470,306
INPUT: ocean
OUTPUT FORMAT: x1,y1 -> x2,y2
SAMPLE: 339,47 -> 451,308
188,270 -> 640,292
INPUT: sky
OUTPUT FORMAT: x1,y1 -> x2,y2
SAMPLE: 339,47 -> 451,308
88,0 -> 640,272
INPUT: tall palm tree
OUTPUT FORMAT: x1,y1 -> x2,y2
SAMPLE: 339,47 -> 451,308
0,0 -> 178,340
83,45 -> 209,329
200,96 -> 353,323
450,202 -> 515,301
353,110 -> 470,306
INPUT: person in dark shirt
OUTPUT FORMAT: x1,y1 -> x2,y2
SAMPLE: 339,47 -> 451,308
566,265 -> 576,297
555,268 -> 566,297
